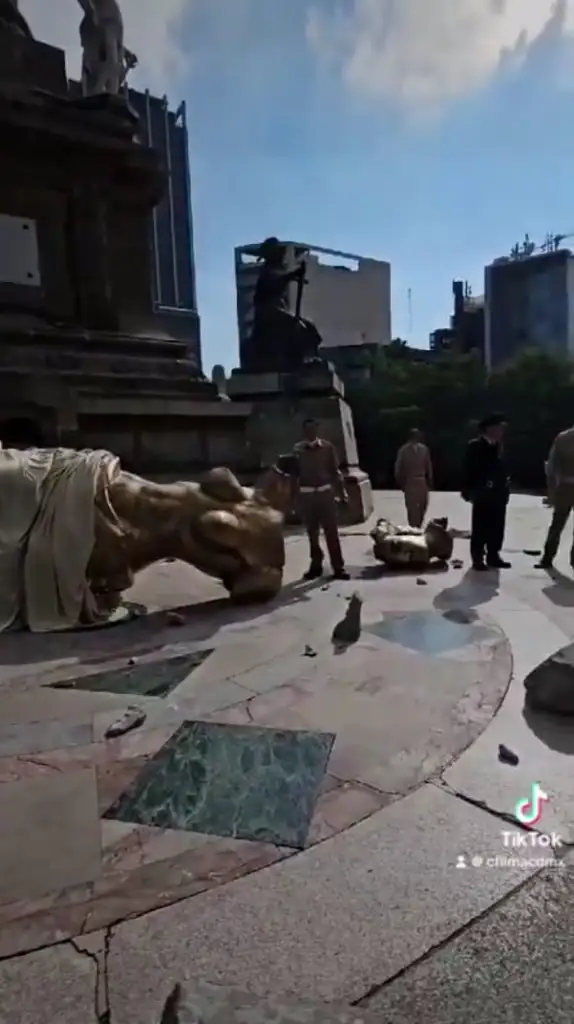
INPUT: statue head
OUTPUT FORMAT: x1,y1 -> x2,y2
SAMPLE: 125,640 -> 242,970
257,236 -> 286,266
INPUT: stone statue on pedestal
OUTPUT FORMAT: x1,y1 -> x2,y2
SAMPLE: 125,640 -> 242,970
243,236 -> 323,374
0,0 -> 32,36
77,0 -> 137,96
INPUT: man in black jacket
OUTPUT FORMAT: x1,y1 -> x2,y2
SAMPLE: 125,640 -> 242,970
461,414 -> 511,571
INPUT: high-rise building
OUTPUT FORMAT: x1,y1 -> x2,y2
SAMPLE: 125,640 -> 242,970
484,249 -> 574,369
429,281 -> 485,357
234,241 -> 391,371
68,81 -> 202,369
127,87 -> 202,370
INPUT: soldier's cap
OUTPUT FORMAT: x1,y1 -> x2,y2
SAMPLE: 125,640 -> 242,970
479,413 -> 507,430
257,236 -> 283,261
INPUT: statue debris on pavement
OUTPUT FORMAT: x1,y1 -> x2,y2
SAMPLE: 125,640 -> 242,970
77,0 -> 137,96
371,517 -> 453,569
243,236 -> 323,373
0,447 -> 293,632
88,463 -> 292,614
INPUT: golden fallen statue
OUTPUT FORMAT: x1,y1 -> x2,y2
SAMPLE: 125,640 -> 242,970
0,447 -> 292,632
371,516 -> 453,568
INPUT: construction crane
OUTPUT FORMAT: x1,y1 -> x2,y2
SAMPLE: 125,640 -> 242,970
509,231 -> 574,260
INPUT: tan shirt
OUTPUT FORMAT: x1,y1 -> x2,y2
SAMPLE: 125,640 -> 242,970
292,439 -> 344,493
394,442 -> 433,488
546,427 -> 574,487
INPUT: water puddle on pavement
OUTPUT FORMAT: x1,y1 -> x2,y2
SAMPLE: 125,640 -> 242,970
365,610 -> 485,656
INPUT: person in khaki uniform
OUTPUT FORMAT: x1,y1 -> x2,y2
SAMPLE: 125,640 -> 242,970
394,428 -> 433,528
291,419 -> 350,580
537,426 -> 574,569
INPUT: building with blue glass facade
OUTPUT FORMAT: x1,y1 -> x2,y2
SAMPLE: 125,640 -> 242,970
484,249 -> 574,369
127,87 -> 202,370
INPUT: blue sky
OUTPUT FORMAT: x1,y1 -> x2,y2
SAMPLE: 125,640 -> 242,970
183,0 -> 574,374
27,0 -> 574,373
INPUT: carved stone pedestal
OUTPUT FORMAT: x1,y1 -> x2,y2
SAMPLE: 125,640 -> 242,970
227,362 -> 373,524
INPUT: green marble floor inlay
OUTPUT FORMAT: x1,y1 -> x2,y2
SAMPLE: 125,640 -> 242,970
103,721 -> 335,849
48,650 -> 214,699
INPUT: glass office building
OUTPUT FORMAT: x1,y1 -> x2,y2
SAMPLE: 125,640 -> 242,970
127,87 -> 202,369
484,249 -> 574,369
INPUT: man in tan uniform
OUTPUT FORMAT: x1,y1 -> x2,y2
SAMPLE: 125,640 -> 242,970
394,428 -> 433,528
537,426 -> 574,569
291,419 -> 350,580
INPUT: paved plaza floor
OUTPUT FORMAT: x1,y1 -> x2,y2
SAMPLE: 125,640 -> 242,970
1,491 -> 574,1023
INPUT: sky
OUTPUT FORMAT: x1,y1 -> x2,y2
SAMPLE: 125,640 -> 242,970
21,0 -> 574,373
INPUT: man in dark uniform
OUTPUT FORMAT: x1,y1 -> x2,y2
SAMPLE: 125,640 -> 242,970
461,414 -> 511,571
245,237 -> 323,373
291,418 -> 350,580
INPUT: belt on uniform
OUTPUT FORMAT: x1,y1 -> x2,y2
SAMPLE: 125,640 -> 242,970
299,484 -> 332,493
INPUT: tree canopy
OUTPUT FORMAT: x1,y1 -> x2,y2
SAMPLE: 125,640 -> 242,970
346,347 -> 574,490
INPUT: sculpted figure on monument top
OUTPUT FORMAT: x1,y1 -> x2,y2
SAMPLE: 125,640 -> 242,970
243,236 -> 324,374
77,0 -> 137,96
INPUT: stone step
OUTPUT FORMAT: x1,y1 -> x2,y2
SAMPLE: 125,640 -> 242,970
0,367 -> 217,399
0,327 -> 192,362
0,345 -> 197,380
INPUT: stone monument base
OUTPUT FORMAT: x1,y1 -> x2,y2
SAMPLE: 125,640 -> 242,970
0,326 -> 253,475
227,363 -> 373,525
0,36 -> 252,477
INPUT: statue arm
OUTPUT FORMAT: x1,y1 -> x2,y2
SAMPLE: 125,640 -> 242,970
279,264 -> 304,285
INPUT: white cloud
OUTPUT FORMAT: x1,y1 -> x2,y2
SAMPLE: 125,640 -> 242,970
307,0 -> 574,113
21,0 -> 189,91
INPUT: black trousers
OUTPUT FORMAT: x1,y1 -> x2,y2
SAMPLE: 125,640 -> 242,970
470,498 -> 507,565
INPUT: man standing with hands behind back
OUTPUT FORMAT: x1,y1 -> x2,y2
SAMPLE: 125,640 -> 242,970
291,419 -> 350,581
461,413 -> 511,571
394,428 -> 433,527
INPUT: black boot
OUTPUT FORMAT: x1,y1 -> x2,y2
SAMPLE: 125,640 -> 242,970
331,568 -> 350,580
303,564 -> 323,580
486,555 -> 511,568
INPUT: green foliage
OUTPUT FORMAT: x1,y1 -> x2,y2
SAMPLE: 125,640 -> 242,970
347,348 -> 574,490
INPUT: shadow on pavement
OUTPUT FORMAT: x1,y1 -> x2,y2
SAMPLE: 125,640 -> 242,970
541,567 -> 574,607
353,561 -> 450,580
433,568 -> 501,610
522,704 -> 574,755
0,578 -> 326,669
